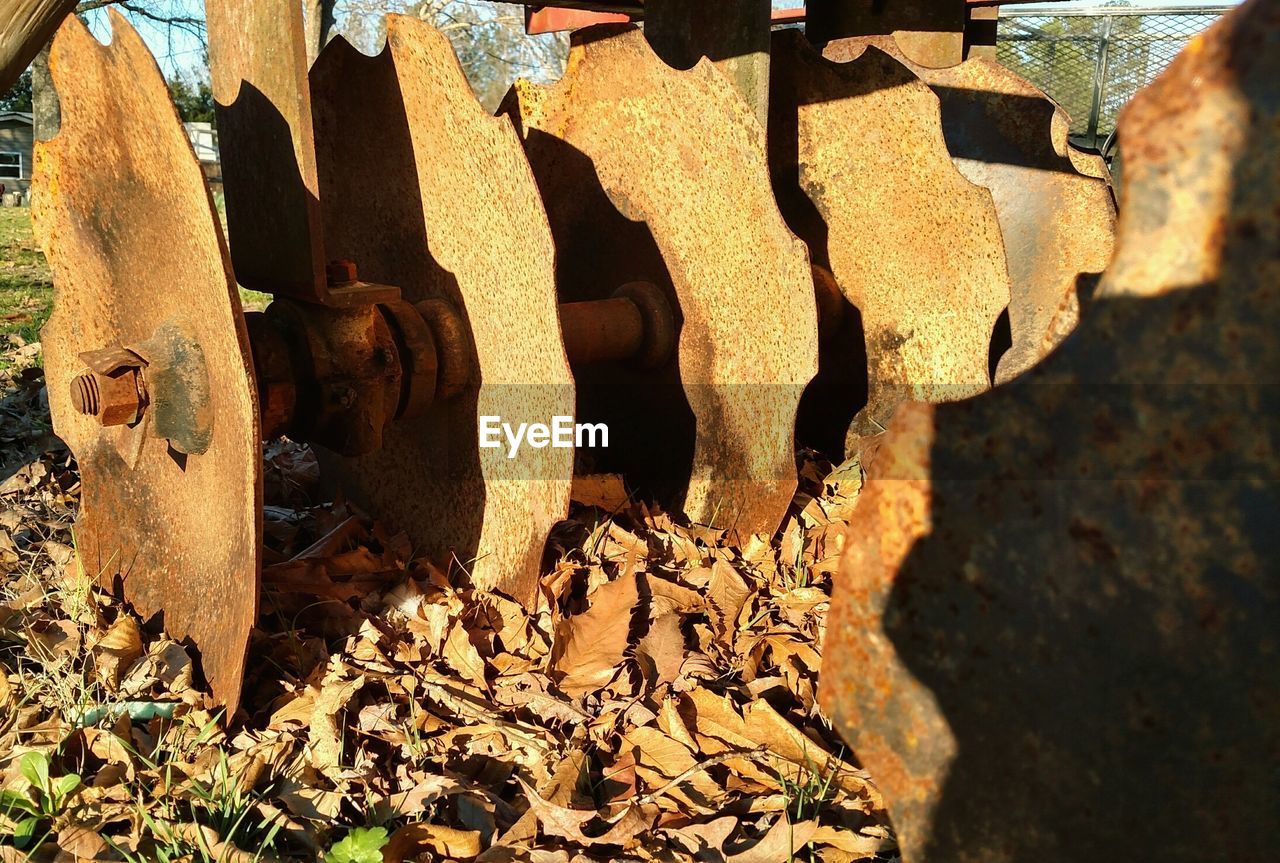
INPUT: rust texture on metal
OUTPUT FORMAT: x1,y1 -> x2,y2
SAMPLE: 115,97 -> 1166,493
310,18 -> 574,601
821,4 -> 1280,860
36,13 -> 261,710
206,0 -> 327,300
610,281 -> 676,369
413,297 -> 473,402
131,322 -> 216,456
770,30 -> 1009,456
805,0 -> 966,68
826,35 -> 1117,384
262,299 -> 403,456
243,311 -> 297,441
377,299 -> 439,421
558,282 -> 675,369
0,0 -> 78,93
643,0 -> 771,124
508,25 -> 818,537
70,366 -> 145,428
326,259 -> 358,285
559,296 -> 645,367
963,5 -> 998,60
246,291 -> 449,451
72,346 -> 148,428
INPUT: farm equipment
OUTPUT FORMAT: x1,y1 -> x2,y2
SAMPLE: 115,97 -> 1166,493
25,0 -> 1279,859
36,0 -> 1115,704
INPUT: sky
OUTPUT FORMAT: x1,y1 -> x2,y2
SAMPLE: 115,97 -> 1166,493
81,0 -> 207,78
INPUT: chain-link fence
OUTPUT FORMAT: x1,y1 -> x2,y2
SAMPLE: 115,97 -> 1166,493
997,5 -> 1231,152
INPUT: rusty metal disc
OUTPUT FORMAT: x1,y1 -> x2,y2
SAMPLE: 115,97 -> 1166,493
506,25 -> 818,537
821,5 -> 1280,860
205,0 -> 327,300
309,18 -> 574,603
36,13 -> 261,710
824,36 -> 1117,385
805,0 -> 966,68
769,31 -> 1010,456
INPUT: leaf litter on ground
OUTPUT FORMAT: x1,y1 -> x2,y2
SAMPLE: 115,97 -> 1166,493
0,361 -> 892,862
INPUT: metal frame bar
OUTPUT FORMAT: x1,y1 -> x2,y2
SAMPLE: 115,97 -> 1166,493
1085,13 -> 1114,148
1001,31 -> 1220,45
997,4 -> 1230,149
1001,5 -> 1232,18
515,0 -> 1059,27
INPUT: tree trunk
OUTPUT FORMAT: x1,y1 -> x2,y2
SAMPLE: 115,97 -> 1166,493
30,38 -> 58,142
0,0 -> 77,94
303,0 -> 337,66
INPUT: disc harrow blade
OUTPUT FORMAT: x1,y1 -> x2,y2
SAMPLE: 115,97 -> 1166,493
505,25 -> 818,537
806,0 -> 965,68
36,13 -> 261,710
309,17 -> 574,601
825,36 -> 1118,384
821,4 -> 1280,859
205,0 -> 328,300
769,31 -> 1010,455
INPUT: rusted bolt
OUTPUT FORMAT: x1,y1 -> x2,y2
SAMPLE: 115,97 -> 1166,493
326,259 -> 359,286
70,374 -> 100,416
70,367 -> 145,427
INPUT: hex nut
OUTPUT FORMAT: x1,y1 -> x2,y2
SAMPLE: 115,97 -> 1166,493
70,368 -> 144,427
326,259 -> 358,285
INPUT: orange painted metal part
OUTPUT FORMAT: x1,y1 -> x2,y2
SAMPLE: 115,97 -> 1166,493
518,0 -> 1061,34
526,6 -> 632,34
36,13 -> 261,711
821,3 -> 1280,859
521,3 -> 804,34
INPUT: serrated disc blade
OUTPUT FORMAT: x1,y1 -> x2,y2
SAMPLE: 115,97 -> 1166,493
309,18 -> 574,601
770,31 -> 1010,454
825,36 -> 1118,384
37,13 -> 260,709
821,6 -> 1280,859
507,25 -> 818,537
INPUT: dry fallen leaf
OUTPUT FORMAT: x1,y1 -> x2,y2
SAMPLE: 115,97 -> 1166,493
550,573 -> 638,697
635,611 -> 685,688
726,816 -> 818,863
707,561 -> 752,638
383,823 -> 482,862
444,620 -> 489,690
0,377 -> 885,861
308,667 -> 366,778
56,824 -> 107,859
516,778 -> 658,847
92,615 -> 143,689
